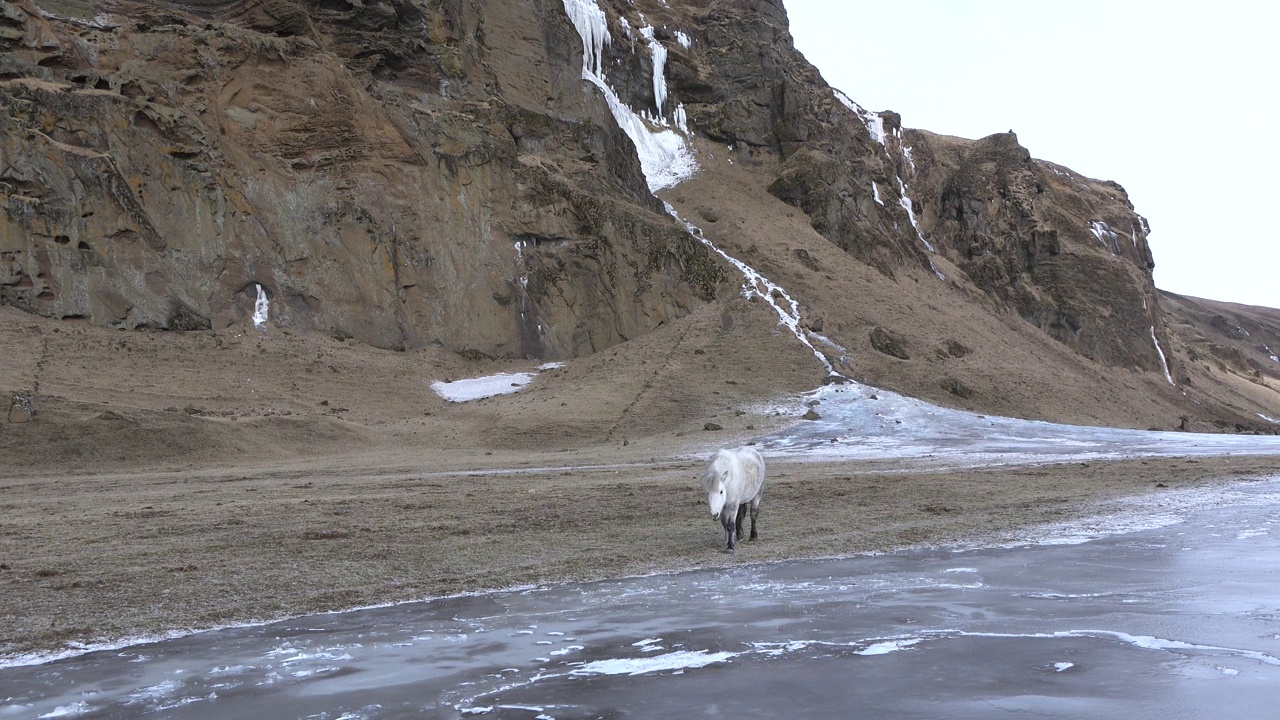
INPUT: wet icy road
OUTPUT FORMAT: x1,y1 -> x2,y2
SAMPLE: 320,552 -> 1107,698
5,478 -> 1280,719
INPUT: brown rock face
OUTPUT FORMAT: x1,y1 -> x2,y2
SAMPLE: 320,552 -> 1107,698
0,0 -> 723,356
906,131 -> 1169,375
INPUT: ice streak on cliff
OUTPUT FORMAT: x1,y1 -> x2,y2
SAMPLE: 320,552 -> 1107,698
834,90 -> 941,278
1150,326 -> 1174,385
252,284 -> 269,328
561,0 -> 696,191
665,202 -> 845,379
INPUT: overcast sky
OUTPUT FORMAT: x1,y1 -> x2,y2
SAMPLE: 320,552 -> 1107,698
784,0 -> 1278,309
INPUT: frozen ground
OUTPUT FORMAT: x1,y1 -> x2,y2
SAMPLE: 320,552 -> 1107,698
5,477 -> 1279,719
756,381 -> 1280,466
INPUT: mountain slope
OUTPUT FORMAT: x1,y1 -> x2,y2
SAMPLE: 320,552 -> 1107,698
1,0 -> 1277,441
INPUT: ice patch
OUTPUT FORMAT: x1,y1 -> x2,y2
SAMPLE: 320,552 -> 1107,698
759,379 -> 1280,468
561,0 -> 608,77
954,629 -> 1280,666
38,704 -> 99,719
673,102 -> 688,133
856,638 -> 923,655
128,679 -> 180,702
637,25 -> 667,116
1024,592 -> 1114,600
832,89 -> 936,273
570,650 -> 737,676
835,91 -> 885,146
1150,326 -> 1174,385
1218,666 -> 1240,676
1237,528 -> 1269,540
252,283 -> 269,327
872,181 -> 883,205
1054,662 -> 1075,672
674,30 -> 691,49
895,177 -> 936,255
1090,221 -> 1120,252
1259,414 -> 1280,425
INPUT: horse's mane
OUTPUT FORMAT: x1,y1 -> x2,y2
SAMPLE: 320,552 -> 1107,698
700,449 -> 736,491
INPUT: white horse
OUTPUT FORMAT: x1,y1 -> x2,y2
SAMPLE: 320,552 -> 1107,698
700,447 -> 766,552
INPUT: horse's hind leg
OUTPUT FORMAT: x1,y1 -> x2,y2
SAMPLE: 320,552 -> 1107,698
735,505 -> 748,541
748,503 -> 760,541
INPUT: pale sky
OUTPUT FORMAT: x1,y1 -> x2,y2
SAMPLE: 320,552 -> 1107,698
784,0 -> 1278,309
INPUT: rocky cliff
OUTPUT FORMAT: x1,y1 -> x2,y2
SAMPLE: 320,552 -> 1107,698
0,0 -> 722,356
3,0 -> 1275,430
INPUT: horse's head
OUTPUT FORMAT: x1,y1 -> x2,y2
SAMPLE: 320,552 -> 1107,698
703,468 -> 728,520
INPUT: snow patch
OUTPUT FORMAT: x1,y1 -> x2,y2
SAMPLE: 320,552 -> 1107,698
1054,662 -> 1075,672
1259,413 -> 1280,425
674,30 -> 692,49
432,372 -> 537,403
872,181 -> 883,205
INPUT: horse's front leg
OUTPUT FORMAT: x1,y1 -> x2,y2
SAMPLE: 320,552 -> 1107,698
721,510 -> 736,553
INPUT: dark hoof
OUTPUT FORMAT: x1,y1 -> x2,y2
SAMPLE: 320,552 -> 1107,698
749,535 -> 758,541
723,547 -> 735,554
